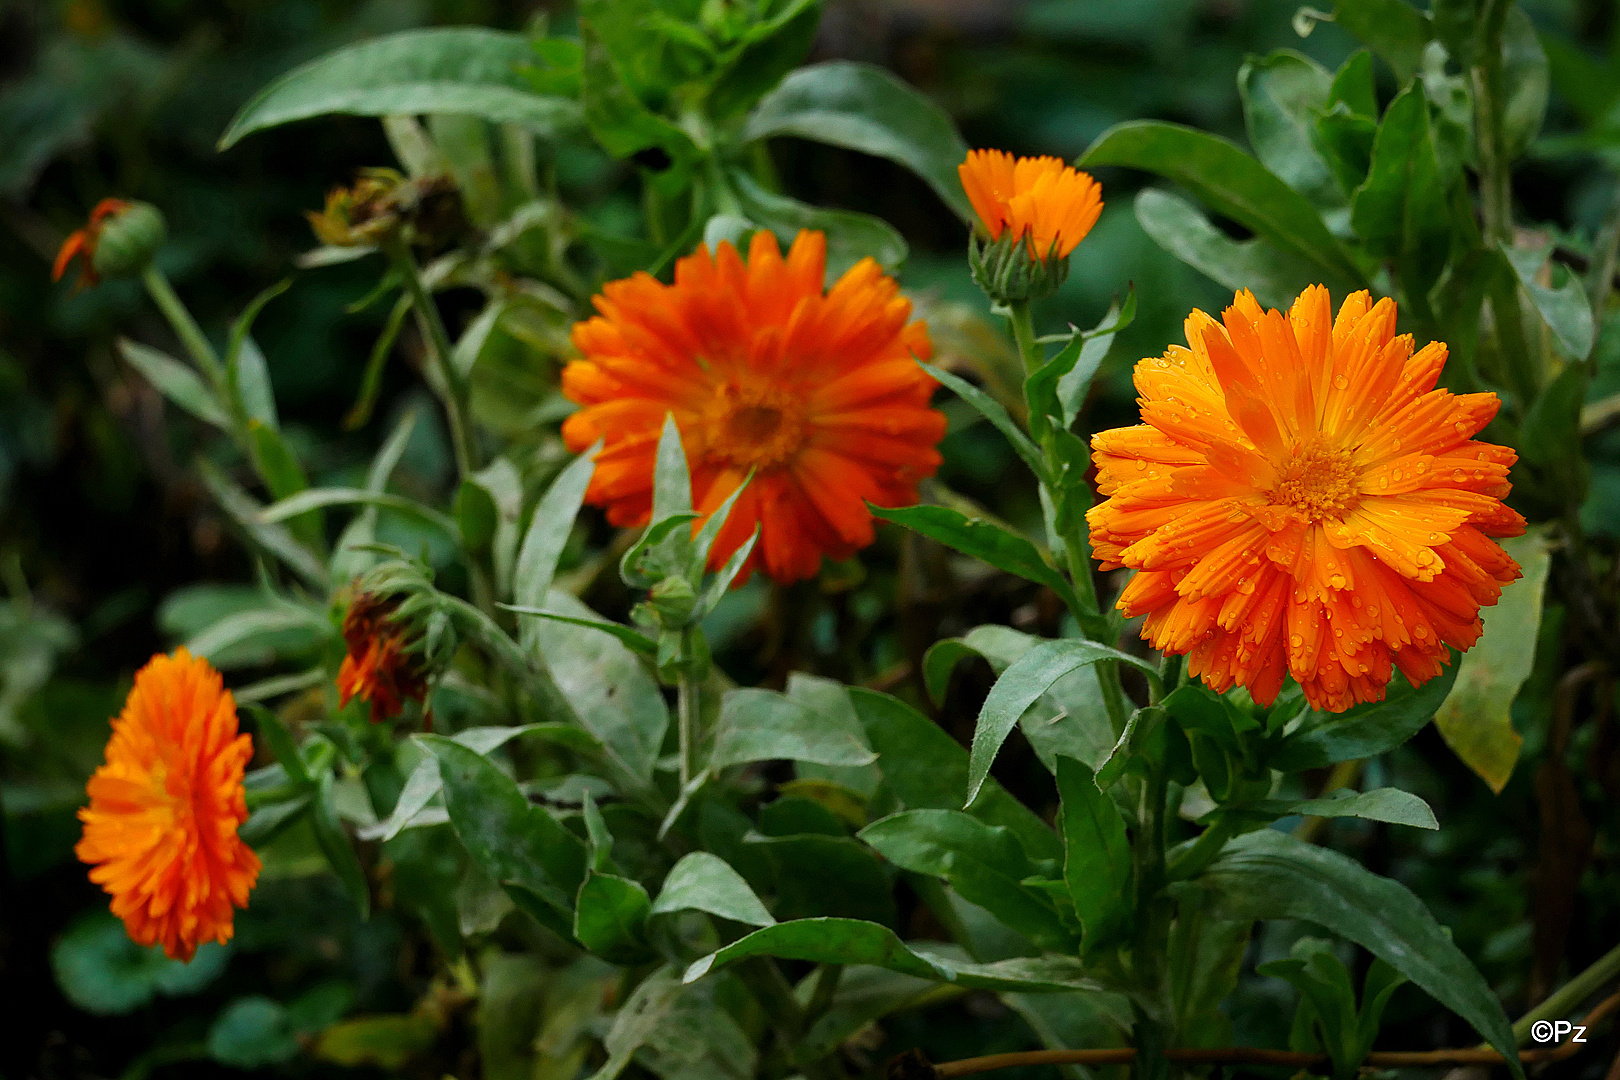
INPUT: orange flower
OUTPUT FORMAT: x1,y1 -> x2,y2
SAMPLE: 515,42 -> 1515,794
561,229 -> 945,584
53,197 -> 132,287
958,150 -> 1103,259
76,649 -> 260,961
337,593 -> 429,722
1088,286 -> 1525,713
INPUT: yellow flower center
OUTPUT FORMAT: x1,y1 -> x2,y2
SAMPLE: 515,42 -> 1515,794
704,383 -> 809,469
1271,441 -> 1360,521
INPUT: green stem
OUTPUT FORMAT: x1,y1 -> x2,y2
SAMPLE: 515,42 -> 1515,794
1166,814 -> 1238,882
677,671 -> 700,791
806,963 -> 843,1022
1512,941 -> 1620,1045
142,266 -> 223,384
1473,0 -> 1514,246
735,958 -> 844,1080
386,235 -> 477,482
1007,299 -> 1129,731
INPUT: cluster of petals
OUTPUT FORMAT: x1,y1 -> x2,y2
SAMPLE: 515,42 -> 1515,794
561,229 -> 945,583
958,149 -> 1103,258
1088,286 -> 1525,712
337,592 -> 429,723
76,649 -> 260,961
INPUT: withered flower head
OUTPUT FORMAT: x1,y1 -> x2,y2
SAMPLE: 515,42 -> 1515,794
337,591 -> 430,723
307,169 -> 464,250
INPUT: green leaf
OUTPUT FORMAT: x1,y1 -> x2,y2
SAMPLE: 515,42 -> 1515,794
422,735 -> 588,930
850,687 -> 1062,865
1199,828 -> 1522,1078
923,625 -> 1118,776
312,771 -> 371,918
1238,50 -> 1341,211
248,420 -> 322,550
50,912 -> 228,1015
1133,189 -> 1320,311
259,487 -> 457,536
578,20 -> 700,174
225,279 -> 289,428
1245,787 -> 1439,829
710,686 -> 877,770
1327,50 -> 1377,119
1270,662 -> 1459,771
922,362 -> 1049,484
729,169 -> 907,276
968,639 -> 1158,806
1350,84 -> 1451,299
1023,292 -> 1135,439
220,28 -> 583,148
313,1014 -> 437,1070
705,0 -> 824,122
1082,121 -> 1367,293
860,809 -> 1076,950
748,834 -> 897,925
744,61 -> 974,223
652,412 -> 693,522
331,408 -> 417,583
1504,245 -> 1595,360
246,705 -> 310,786
502,605 -> 658,655
651,851 -> 775,926
1434,529 -> 1552,792
118,339 -> 229,430
208,996 -> 299,1067
1331,0 -> 1432,83
513,445 -> 597,643
1055,757 -> 1132,951
574,871 -> 654,964
530,592 -> 669,785
872,503 -> 1080,614
184,604 -> 329,669
584,969 -> 686,1080
685,919 -> 1107,992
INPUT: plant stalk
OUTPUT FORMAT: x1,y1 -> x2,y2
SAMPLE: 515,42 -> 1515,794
142,266 -> 224,385
385,235 -> 478,482
677,670 -> 700,791
1512,941 -> 1620,1045
1472,0 -> 1515,247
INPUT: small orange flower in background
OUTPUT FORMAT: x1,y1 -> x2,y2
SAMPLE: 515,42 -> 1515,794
53,197 -> 132,288
959,150 -> 1103,259
338,592 -> 429,722
561,229 -> 945,584
1088,286 -> 1525,713
76,649 -> 260,961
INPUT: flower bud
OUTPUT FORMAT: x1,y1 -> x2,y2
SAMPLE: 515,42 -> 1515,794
968,230 -> 1070,305
90,201 -> 167,280
647,576 -> 699,627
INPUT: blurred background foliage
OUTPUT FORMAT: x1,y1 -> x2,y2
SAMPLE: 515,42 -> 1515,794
2,0 -> 1619,1077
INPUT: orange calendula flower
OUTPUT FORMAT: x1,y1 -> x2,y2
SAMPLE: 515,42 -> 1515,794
338,593 -> 429,722
53,197 -> 133,287
561,229 -> 945,584
1088,286 -> 1525,713
959,150 -> 1103,259
76,649 -> 260,961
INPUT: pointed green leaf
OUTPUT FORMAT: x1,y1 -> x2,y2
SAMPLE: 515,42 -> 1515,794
651,852 -> 775,926
1055,756 -> 1132,950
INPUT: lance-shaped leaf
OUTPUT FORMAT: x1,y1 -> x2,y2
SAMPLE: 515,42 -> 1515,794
650,852 -> 775,926
967,639 -> 1159,806
744,61 -> 973,222
1239,787 -> 1438,829
1238,50 -> 1341,211
1350,84 -> 1450,299
1133,191 -> 1322,313
513,444 -> 597,644
872,504 -> 1079,616
1434,530 -> 1553,792
1198,829 -> 1522,1078
860,809 -> 1076,951
850,688 -> 1061,864
118,339 -> 230,430
710,687 -> 876,771
220,28 -> 583,148
421,736 -> 587,930
1055,757 -> 1132,951
1270,663 -> 1459,771
923,362 -> 1049,484
1082,121 -> 1367,293
731,170 -> 907,276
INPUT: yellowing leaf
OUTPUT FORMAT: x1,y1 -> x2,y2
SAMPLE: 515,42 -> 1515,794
1434,529 -> 1554,793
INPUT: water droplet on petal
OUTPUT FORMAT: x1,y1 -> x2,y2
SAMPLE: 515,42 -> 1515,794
1452,468 -> 1465,481
1289,634 -> 1303,648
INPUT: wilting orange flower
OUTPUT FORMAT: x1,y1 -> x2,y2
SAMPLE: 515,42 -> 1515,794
53,197 -> 132,287
76,649 -> 260,961
338,593 -> 429,722
561,229 -> 945,583
1088,287 -> 1525,713
959,150 -> 1103,259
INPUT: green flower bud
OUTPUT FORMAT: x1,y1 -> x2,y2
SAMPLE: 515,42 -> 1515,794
968,229 -> 1070,305
647,576 -> 699,627
90,201 -> 166,280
